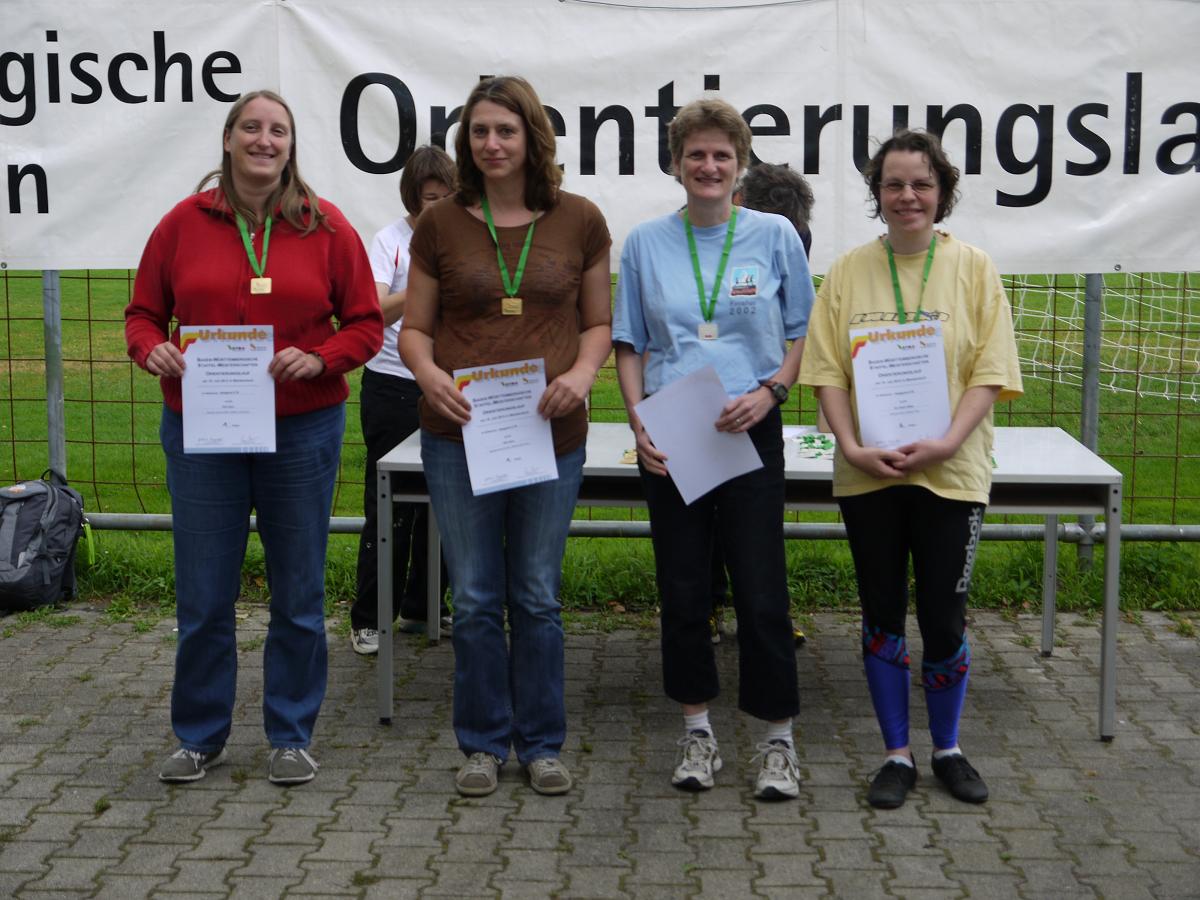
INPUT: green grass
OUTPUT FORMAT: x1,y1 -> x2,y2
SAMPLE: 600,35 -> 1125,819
3,267 -> 1199,615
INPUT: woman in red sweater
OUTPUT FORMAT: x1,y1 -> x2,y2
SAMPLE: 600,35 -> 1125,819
125,90 -> 382,786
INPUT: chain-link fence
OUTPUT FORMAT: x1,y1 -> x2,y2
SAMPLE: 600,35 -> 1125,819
2,268 -> 1197,526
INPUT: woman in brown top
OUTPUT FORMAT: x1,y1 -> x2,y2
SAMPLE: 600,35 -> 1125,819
400,76 -> 612,798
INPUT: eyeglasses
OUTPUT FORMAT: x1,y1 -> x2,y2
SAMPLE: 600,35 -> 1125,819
881,179 -> 938,195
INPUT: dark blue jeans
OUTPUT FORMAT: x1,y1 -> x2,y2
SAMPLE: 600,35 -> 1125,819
640,406 -> 799,721
422,432 -> 584,764
161,403 -> 344,752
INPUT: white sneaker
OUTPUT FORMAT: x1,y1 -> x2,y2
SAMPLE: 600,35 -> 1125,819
753,740 -> 800,800
351,628 -> 379,655
672,730 -> 722,791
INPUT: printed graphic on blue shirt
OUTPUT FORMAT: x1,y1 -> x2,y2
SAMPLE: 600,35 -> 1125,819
730,266 -> 758,297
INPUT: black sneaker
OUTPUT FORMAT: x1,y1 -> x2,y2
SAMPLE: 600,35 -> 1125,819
867,759 -> 918,809
931,753 -> 989,804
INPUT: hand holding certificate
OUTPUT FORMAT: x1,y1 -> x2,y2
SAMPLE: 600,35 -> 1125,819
634,365 -> 763,505
455,357 -> 559,496
849,321 -> 951,450
180,325 -> 276,453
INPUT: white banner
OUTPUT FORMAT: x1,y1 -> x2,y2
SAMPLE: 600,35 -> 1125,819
2,0 -> 1197,273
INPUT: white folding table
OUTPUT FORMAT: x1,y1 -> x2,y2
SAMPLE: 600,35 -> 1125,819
376,424 -> 1122,739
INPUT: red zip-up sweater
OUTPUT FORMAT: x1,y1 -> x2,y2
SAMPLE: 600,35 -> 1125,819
125,189 -> 383,416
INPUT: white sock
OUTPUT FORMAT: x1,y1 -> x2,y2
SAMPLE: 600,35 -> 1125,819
933,746 -> 963,760
886,753 -> 915,768
764,719 -> 794,747
683,710 -> 712,737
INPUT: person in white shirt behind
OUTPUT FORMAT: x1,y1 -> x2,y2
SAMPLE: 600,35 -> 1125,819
350,145 -> 454,655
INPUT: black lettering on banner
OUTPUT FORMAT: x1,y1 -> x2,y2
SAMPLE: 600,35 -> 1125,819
926,104 -> 982,174
7,163 -> 48,214
0,50 -> 36,125
430,105 -> 463,147
852,104 -> 909,172
340,73 -> 417,174
200,51 -> 240,102
580,105 -> 634,175
743,103 -> 790,166
69,54 -> 103,104
802,103 -> 841,174
995,103 -> 1054,207
108,52 -> 148,103
1065,103 -> 1110,176
155,30 -> 192,103
644,82 -> 680,174
1124,71 -> 1142,174
1156,102 -> 1200,174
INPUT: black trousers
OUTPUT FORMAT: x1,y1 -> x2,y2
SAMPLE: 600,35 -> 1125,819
352,368 -> 445,629
838,485 -> 983,663
639,406 -> 800,721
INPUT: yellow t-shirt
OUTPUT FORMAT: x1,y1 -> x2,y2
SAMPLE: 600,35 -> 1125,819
799,232 -> 1023,504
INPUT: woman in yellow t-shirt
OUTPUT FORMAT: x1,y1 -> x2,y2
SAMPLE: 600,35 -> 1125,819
799,129 -> 1022,810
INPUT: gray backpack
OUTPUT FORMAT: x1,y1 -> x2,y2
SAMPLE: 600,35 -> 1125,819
0,472 -> 85,612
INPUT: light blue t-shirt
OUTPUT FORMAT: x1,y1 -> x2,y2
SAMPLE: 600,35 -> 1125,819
613,207 -> 814,397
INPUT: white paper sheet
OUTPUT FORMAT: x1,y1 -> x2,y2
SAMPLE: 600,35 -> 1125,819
179,325 -> 276,453
634,366 -> 763,506
455,358 -> 558,496
849,320 -> 952,450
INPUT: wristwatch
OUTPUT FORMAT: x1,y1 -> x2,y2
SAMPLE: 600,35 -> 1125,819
759,379 -> 789,405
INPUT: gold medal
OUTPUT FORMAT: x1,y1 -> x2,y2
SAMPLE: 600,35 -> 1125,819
501,296 -> 523,316
250,277 -> 272,295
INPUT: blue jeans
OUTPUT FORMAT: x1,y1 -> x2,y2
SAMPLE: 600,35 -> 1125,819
161,403 -> 344,752
421,432 -> 584,765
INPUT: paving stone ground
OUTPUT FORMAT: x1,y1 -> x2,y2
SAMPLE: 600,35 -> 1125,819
0,605 -> 1197,899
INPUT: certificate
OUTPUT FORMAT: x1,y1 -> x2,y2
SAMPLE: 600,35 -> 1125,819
179,325 -> 275,453
455,357 -> 558,496
849,320 -> 951,450
634,365 -> 762,505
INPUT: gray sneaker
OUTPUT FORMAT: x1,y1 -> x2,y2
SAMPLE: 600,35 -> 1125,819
159,746 -> 227,783
268,747 -> 318,785
672,730 -> 722,791
397,615 -> 454,636
527,757 -> 573,795
456,752 -> 500,796
351,627 -> 379,655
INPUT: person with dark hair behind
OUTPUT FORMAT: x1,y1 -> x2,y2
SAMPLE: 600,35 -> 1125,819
709,161 -> 817,645
126,90 -> 382,786
350,145 -> 455,656
799,128 -> 1022,809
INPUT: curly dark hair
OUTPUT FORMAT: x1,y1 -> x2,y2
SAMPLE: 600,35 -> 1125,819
737,162 -> 814,235
862,128 -> 960,223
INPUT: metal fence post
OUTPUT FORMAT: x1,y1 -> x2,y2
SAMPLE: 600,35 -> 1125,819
42,270 -> 67,479
1078,272 -> 1103,567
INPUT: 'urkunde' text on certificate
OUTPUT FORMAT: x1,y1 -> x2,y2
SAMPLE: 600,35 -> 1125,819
849,320 -> 951,450
180,325 -> 275,454
455,358 -> 557,496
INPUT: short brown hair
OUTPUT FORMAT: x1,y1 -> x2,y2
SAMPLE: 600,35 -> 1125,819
196,89 -> 329,235
399,145 -> 456,216
454,76 -> 561,211
863,128 -> 961,223
668,98 -> 752,176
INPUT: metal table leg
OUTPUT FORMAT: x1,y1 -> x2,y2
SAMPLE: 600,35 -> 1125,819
1041,514 -> 1058,656
1099,481 -> 1122,741
376,468 -> 394,725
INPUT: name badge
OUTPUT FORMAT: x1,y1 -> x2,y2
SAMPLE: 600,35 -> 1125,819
502,297 -> 523,316
698,322 -> 719,340
250,277 -> 272,295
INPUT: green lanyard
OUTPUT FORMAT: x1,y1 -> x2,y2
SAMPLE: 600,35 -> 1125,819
480,196 -> 536,298
235,214 -> 272,278
684,207 -> 737,323
885,233 -> 936,324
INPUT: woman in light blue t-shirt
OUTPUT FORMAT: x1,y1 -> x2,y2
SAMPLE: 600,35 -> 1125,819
612,97 -> 815,803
